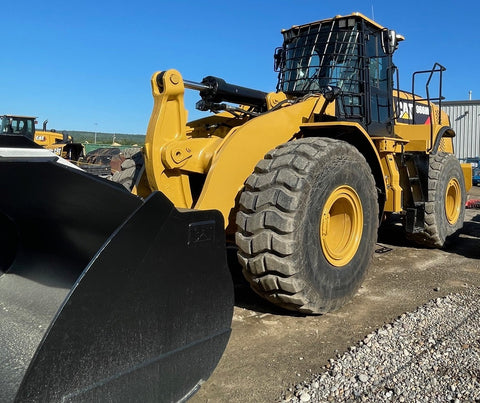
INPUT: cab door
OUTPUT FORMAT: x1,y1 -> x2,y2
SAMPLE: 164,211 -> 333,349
366,31 -> 394,137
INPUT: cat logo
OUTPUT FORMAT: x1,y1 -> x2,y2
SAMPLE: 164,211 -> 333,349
398,100 -> 413,121
35,135 -> 46,141
395,98 -> 430,124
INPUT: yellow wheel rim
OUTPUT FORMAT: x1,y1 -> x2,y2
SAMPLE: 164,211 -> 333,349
320,186 -> 363,267
445,177 -> 461,224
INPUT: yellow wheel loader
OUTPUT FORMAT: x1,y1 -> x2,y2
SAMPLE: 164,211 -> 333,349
1,115 -> 84,160
0,11 -> 470,401
118,12 -> 469,315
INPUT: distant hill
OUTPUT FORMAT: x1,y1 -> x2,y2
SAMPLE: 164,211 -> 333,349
57,130 -> 145,146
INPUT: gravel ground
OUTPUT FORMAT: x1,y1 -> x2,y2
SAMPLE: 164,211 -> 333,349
282,287 -> 480,402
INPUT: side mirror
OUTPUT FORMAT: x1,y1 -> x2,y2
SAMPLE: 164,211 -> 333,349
383,30 -> 404,54
274,47 -> 285,72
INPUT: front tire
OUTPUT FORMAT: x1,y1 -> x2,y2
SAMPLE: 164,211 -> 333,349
236,138 -> 379,314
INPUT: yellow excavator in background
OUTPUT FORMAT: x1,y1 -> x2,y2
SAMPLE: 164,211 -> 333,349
0,12 -> 471,402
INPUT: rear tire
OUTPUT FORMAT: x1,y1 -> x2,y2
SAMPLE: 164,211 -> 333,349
408,152 -> 466,247
111,148 -> 144,191
236,138 -> 378,314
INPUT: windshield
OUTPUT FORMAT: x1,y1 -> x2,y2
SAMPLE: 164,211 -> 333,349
277,20 -> 362,96
1,116 -> 35,139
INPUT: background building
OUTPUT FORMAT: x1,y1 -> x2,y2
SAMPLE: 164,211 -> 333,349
442,100 -> 480,160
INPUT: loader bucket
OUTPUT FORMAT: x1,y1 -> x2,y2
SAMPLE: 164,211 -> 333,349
0,143 -> 233,402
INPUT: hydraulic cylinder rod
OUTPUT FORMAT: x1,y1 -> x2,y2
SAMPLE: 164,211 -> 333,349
185,76 -> 268,109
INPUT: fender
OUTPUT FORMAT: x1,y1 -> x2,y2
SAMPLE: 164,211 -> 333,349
300,121 -> 388,216
432,125 -> 455,154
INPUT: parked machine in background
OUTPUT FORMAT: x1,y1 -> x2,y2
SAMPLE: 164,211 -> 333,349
461,157 -> 480,185
0,115 -> 84,160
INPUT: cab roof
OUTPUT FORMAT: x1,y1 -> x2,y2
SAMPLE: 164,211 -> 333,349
0,115 -> 37,120
281,12 -> 386,33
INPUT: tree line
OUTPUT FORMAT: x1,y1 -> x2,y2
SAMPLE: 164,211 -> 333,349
66,130 -> 145,145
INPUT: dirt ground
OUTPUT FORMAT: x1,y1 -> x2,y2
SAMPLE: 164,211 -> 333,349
191,187 -> 480,403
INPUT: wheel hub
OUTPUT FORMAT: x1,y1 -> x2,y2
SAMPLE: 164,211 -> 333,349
320,185 -> 363,267
445,177 -> 461,224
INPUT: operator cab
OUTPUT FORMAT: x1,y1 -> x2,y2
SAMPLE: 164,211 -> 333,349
0,115 -> 36,140
275,13 -> 403,136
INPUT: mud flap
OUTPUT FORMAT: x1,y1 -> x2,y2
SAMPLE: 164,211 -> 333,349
0,149 -> 233,402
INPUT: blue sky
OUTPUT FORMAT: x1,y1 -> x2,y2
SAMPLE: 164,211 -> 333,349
3,1 -> 479,134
